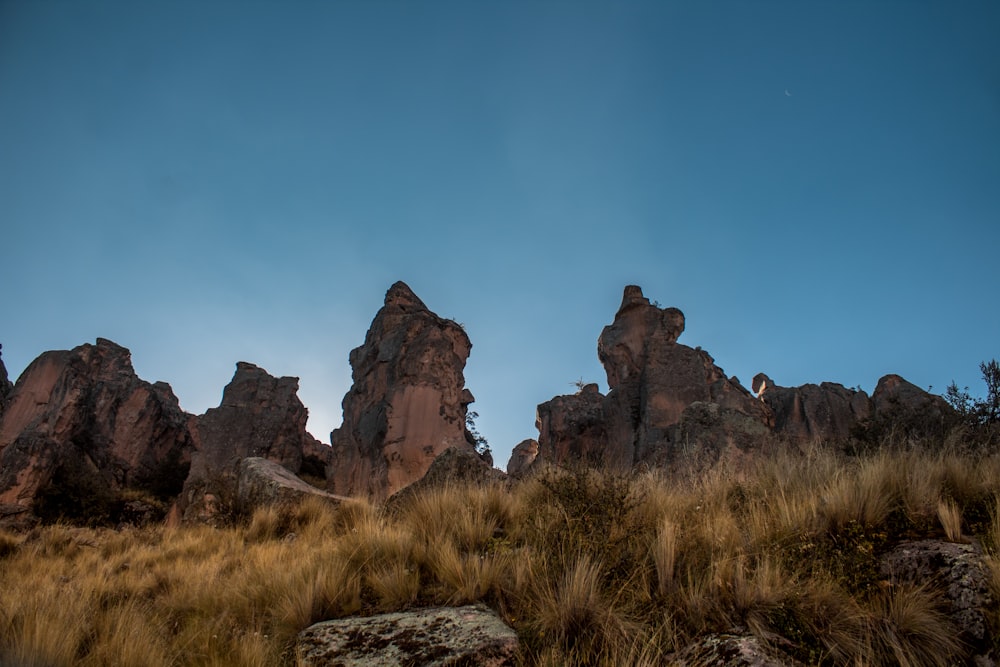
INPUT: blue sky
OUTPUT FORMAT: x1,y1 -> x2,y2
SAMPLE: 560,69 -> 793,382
2,1 -> 998,468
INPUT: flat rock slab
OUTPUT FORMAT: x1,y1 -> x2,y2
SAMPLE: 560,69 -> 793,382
670,634 -> 802,667
296,604 -> 518,666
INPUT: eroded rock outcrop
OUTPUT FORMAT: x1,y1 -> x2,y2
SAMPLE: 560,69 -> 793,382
180,361 -> 331,522
752,373 -> 873,443
329,282 -> 478,499
297,604 -> 519,667
519,286 -> 772,473
0,339 -> 194,523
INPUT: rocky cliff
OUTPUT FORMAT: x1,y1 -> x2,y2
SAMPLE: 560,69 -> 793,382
328,282 -> 478,498
0,339 -> 195,523
753,373 -> 873,443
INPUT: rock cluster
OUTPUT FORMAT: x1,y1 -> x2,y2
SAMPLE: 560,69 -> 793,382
519,286 -> 773,474
514,285 -> 958,474
328,282 -> 479,499
0,339 -> 195,523
179,361 -> 332,522
0,341 -> 335,527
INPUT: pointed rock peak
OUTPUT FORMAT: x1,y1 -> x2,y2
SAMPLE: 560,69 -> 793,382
617,285 -> 650,315
385,281 -> 428,311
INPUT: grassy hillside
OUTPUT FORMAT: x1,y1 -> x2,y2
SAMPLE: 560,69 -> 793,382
3,444 -> 1000,665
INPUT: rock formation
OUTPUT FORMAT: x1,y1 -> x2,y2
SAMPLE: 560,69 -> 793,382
0,344 -> 13,419
752,373 -> 873,443
297,604 -> 519,667
329,282 -> 478,499
517,286 -> 773,473
506,438 -> 539,477
180,361 -> 332,521
872,374 -> 955,429
236,457 -> 345,515
0,339 -> 195,523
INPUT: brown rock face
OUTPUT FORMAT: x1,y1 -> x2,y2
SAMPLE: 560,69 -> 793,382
329,282 -> 477,498
534,383 -> 617,467
506,439 -> 539,477
0,339 -> 195,522
529,286 -> 772,471
753,373 -> 872,443
867,373 -> 956,440
180,361 -> 330,521
0,344 -> 13,419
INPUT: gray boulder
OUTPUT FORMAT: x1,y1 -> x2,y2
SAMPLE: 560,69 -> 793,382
881,539 -> 994,657
669,633 -> 802,666
296,604 -> 518,666
236,457 -> 346,515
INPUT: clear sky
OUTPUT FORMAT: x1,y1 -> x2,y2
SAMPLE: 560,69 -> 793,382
2,1 -> 998,469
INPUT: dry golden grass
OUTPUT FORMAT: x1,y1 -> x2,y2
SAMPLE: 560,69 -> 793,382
3,444 -> 1000,665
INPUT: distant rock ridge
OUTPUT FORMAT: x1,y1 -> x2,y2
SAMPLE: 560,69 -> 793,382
328,281 -> 479,499
510,285 -> 955,474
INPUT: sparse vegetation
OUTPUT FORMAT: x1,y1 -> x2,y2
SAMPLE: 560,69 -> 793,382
4,444 -> 1000,665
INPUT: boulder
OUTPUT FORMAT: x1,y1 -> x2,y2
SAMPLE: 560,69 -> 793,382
532,286 -> 772,470
506,439 -> 539,477
669,633 -> 802,666
329,282 -> 478,499
236,457 -> 346,514
0,339 -> 195,524
296,604 -> 519,667
180,362 -> 331,521
881,540 -> 994,656
753,373 -> 872,443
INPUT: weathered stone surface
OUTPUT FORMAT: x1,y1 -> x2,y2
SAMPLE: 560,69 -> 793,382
533,286 -> 772,470
180,362 -> 331,520
534,383 -> 617,468
881,540 -> 994,652
871,374 -> 956,437
387,446 -> 507,510
297,604 -> 519,667
0,339 -> 195,523
329,282 -> 478,499
0,344 -> 13,420
669,633 -> 802,666
506,439 -> 539,477
656,401 -> 773,473
236,457 -> 346,514
753,373 -> 872,443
